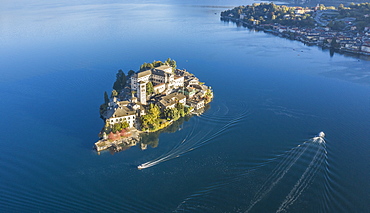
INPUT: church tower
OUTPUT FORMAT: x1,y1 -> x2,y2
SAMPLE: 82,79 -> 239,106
138,81 -> 147,105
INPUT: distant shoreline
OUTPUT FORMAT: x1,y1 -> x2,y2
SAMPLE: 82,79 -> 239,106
221,16 -> 370,59
221,3 -> 370,59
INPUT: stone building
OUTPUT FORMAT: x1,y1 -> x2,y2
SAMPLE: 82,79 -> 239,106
130,65 -> 185,105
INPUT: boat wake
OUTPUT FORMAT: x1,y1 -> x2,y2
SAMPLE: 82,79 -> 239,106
246,132 -> 327,212
173,132 -> 328,212
137,102 -> 250,170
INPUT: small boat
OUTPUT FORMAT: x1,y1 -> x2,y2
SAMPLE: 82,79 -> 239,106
313,131 -> 325,143
318,131 -> 325,138
137,165 -> 144,170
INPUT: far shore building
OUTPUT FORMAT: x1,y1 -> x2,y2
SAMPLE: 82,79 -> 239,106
361,44 -> 370,54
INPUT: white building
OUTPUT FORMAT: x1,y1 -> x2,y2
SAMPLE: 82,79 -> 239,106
153,83 -> 166,94
174,76 -> 184,88
361,44 -> 370,54
189,99 -> 204,111
130,65 -> 184,104
131,70 -> 151,90
159,93 -> 186,109
137,81 -> 147,105
107,108 -> 136,128
103,99 -> 137,128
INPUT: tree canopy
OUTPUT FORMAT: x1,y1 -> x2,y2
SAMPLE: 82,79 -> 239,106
140,104 -> 161,131
146,81 -> 154,95
140,102 -> 191,131
113,69 -> 127,93
222,3 -> 315,27
104,91 -> 109,104
139,59 -> 177,71
128,70 -> 135,77
112,122 -> 129,133
165,58 -> 177,70
111,89 -> 118,98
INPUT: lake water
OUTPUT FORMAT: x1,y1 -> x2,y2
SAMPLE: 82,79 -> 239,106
1,1 -> 369,212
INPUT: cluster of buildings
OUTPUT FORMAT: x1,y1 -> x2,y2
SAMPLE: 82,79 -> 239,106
224,8 -> 370,56
102,65 -> 212,129
262,24 -> 370,55
130,65 -> 212,111
95,65 -> 213,152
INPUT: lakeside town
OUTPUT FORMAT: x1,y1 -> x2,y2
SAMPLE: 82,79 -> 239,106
94,59 -> 213,153
221,3 -> 370,56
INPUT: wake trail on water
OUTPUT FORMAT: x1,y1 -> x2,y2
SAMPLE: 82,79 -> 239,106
276,137 -> 326,212
245,141 -> 313,212
172,133 -> 328,212
246,134 -> 327,213
137,102 -> 250,170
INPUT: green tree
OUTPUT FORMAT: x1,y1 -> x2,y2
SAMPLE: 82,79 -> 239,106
148,104 -> 161,118
176,103 -> 185,117
165,58 -> 177,70
163,103 -> 187,121
152,60 -> 164,67
128,70 -> 135,77
112,123 -> 121,133
120,121 -> 129,129
140,62 -> 154,71
330,38 -> 340,49
141,114 -> 159,130
184,106 -> 192,114
113,69 -> 126,93
111,89 -> 118,98
111,121 -> 129,133
146,82 -> 154,95
141,104 -> 161,131
167,108 -> 180,120
104,91 -> 109,104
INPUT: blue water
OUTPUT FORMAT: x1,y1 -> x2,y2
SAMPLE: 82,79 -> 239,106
1,1 -> 369,212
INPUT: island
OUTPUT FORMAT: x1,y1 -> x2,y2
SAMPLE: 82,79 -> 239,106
221,2 -> 370,56
94,59 -> 213,153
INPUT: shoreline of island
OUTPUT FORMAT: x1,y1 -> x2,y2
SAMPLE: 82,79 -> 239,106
221,3 -> 370,57
95,59 -> 213,153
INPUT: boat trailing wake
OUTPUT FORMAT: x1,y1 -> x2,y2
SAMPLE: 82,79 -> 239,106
172,132 -> 328,212
137,102 -> 250,170
246,132 -> 327,213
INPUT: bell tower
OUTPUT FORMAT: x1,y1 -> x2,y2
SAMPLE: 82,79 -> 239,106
138,81 -> 147,105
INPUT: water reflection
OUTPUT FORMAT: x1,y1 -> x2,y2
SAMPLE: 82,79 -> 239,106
137,101 -> 250,170
109,107 -> 208,154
